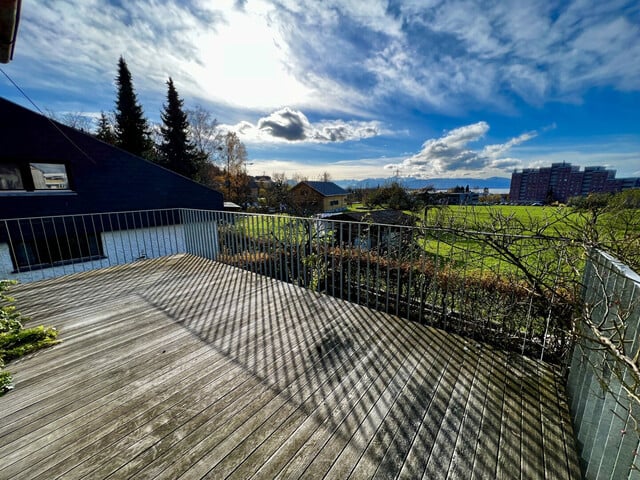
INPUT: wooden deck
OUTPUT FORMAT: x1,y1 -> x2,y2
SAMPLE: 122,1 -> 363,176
0,254 -> 580,479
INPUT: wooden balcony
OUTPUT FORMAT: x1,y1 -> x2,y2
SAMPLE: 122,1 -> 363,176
0,254 -> 580,479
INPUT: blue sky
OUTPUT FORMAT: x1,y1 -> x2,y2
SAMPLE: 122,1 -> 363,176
1,0 -> 639,180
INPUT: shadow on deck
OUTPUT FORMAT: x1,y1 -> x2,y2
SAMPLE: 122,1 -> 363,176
0,254 -> 580,479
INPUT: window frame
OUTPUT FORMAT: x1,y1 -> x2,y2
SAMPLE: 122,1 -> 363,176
0,161 -> 72,193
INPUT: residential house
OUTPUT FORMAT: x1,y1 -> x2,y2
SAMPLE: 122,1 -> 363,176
0,97 -> 223,281
290,181 -> 348,214
323,210 -> 416,251
254,175 -> 273,189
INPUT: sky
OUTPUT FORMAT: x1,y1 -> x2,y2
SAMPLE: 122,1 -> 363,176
1,0 -> 639,181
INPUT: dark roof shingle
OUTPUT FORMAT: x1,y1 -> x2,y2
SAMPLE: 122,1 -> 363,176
298,181 -> 347,197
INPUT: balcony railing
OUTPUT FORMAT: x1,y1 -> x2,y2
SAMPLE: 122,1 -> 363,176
1,208 -> 581,364
567,249 -> 640,478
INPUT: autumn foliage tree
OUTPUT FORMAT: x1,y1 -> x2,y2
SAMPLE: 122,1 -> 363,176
218,131 -> 249,203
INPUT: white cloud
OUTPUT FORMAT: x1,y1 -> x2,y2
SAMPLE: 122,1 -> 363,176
11,0 -> 640,119
387,122 -> 538,176
16,0 -> 314,112
222,107 -> 383,143
246,156 -> 396,180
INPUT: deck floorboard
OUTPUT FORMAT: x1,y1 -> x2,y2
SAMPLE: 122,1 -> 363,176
0,254 -> 580,479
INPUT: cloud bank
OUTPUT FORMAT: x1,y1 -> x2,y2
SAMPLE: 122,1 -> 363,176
226,108 -> 382,143
387,122 -> 537,176
13,0 -> 640,117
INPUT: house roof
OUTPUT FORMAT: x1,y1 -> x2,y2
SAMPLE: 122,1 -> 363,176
328,210 -> 416,226
0,98 -> 223,218
294,181 -> 347,197
0,0 -> 21,63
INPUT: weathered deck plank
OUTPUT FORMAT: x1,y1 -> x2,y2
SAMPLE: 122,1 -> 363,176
0,254 -> 580,479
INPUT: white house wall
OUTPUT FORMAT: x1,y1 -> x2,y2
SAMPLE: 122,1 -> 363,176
0,224 -> 188,283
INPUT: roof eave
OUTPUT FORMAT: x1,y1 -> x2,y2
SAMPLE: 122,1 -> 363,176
0,0 -> 21,63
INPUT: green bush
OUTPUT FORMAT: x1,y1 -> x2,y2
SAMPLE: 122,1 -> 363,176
0,326 -> 60,362
1,280 -> 23,333
0,369 -> 12,393
0,280 -> 59,395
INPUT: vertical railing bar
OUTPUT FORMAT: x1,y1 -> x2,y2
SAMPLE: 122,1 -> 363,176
366,224 -> 371,307
98,213 -> 111,267
126,212 -> 136,262
249,214 -> 255,275
27,218 -> 45,279
40,218 -> 53,278
150,210 -> 159,257
253,214 -> 258,275
277,215 -> 284,282
69,215 -> 84,272
539,242 -> 566,362
347,220 -> 352,302
51,217 -> 65,275
4,220 -> 21,274
395,226 -> 401,317
224,210 -> 231,265
357,222 -> 362,306
332,220 -> 337,298
300,218 -> 305,287
162,210 -> 171,256
138,211 -> 147,258
385,226 -> 391,313
11,220 -> 24,273
288,216 -> 294,284
262,214 -> 269,279
521,241 -> 544,356
406,226 -> 414,320
80,215 -> 94,270
209,210 -> 216,260
146,210 -> 155,257
161,210 -> 170,255
233,212 -> 241,267
115,212 -> 126,263
375,225 -> 382,312
417,226 -> 425,324
16,220 -> 30,273
90,214 -> 101,267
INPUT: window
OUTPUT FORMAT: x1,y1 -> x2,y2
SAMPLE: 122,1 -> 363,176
11,231 -> 103,271
0,162 -> 70,191
0,163 -> 24,190
330,200 -> 340,206
30,163 -> 70,190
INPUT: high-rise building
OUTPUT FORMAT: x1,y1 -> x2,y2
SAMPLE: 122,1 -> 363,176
509,163 -> 639,203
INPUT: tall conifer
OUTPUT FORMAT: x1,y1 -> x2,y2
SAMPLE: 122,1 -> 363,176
114,57 -> 152,158
94,111 -> 116,145
159,78 -> 202,179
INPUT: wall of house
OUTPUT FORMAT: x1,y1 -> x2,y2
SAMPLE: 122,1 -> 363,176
291,185 -> 322,213
322,195 -> 347,212
0,224 -> 187,283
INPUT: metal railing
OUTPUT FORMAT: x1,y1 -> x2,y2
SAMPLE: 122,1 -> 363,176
566,249 -> 640,479
1,208 -> 581,363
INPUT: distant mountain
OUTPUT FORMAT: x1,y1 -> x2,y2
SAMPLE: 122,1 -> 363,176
333,176 -> 511,191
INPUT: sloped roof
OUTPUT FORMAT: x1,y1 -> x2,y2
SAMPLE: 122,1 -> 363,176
0,98 -> 223,218
0,0 -> 21,63
295,181 -> 347,197
328,210 -> 416,226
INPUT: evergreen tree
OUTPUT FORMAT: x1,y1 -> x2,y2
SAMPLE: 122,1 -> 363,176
114,56 -> 152,158
159,78 -> 202,179
94,111 -> 116,145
